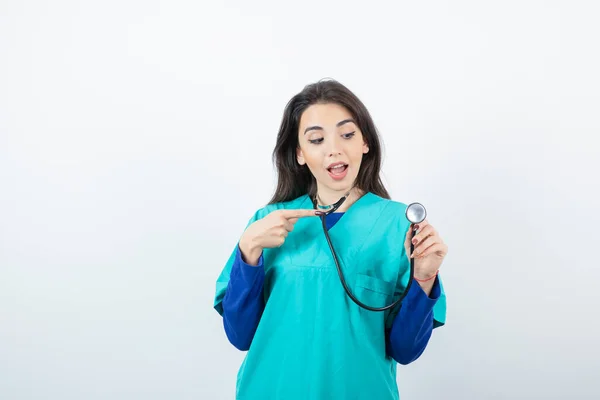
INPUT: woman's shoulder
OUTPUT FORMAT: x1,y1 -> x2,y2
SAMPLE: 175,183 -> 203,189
363,192 -> 409,214
362,193 -> 413,231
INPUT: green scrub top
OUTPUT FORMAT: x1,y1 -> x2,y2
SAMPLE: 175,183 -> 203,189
214,192 -> 447,399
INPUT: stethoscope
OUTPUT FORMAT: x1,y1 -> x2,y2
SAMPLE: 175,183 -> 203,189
313,191 -> 427,312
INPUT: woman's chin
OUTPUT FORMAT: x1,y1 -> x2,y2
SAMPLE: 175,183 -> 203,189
316,174 -> 358,193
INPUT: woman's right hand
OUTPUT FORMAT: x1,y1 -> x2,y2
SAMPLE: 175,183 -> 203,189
239,209 -> 320,265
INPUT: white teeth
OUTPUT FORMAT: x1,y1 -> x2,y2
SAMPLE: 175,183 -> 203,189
329,164 -> 347,175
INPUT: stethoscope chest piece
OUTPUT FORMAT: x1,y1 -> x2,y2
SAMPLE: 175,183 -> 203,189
406,202 -> 427,225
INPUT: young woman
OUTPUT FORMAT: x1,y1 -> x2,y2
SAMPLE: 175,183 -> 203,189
213,79 -> 448,399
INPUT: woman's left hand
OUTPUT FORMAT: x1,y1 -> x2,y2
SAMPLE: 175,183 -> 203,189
404,219 -> 448,280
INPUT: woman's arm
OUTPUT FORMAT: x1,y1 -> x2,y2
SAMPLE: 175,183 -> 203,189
385,277 -> 441,365
221,245 -> 266,351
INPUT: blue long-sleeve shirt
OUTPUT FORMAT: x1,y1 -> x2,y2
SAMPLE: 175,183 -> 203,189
221,212 -> 441,364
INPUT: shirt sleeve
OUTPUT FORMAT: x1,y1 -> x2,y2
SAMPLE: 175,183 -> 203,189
385,276 -> 441,365
221,245 -> 266,351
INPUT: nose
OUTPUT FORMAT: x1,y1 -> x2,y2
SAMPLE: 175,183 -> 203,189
326,136 -> 342,156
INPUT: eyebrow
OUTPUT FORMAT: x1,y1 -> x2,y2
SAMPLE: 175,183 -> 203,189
303,118 -> 356,135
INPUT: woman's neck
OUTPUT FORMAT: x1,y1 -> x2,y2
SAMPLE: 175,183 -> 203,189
315,185 -> 364,213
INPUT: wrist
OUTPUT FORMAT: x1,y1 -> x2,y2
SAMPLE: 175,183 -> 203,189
414,269 -> 439,286
239,235 -> 263,266
414,269 -> 438,282
414,270 -> 438,296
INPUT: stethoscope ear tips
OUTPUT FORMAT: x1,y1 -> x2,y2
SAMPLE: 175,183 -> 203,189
406,202 -> 427,224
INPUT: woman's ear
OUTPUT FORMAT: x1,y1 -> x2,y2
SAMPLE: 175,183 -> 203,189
363,141 -> 369,154
296,147 -> 306,165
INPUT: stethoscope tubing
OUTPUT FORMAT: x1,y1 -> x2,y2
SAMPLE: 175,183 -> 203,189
319,214 -> 416,312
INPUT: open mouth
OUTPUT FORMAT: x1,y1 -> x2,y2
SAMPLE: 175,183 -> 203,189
327,163 -> 348,179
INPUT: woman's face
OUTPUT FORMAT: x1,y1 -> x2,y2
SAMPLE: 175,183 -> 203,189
297,102 -> 369,197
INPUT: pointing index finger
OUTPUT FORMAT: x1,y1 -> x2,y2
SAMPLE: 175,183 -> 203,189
281,209 -> 320,219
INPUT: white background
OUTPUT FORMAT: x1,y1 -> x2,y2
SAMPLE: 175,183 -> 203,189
1,1 -> 599,399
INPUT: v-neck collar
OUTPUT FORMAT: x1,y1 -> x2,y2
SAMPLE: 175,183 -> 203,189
298,191 -> 374,230
287,192 -> 381,269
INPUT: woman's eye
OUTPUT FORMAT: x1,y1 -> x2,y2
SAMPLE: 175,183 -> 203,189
309,138 -> 324,144
342,131 -> 356,139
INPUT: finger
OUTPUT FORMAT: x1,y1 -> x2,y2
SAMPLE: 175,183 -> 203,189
407,223 -> 418,236
410,236 -> 439,258
275,235 -> 285,247
412,225 -> 436,246
412,219 -> 430,232
406,224 -> 417,246
406,223 -> 424,241
406,222 -> 422,244
280,209 -> 319,219
406,223 -> 422,255
415,242 -> 447,259
284,220 -> 295,231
